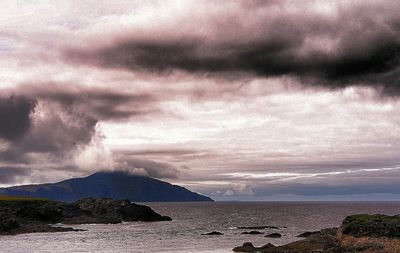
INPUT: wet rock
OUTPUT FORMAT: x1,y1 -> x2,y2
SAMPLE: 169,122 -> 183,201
233,228 -> 339,252
237,225 -> 281,230
242,230 -> 264,235
0,198 -> 171,235
265,232 -> 282,238
73,198 -> 172,223
232,213 -> 400,252
233,242 -> 255,252
202,231 -> 223,235
296,231 -> 320,237
233,242 -> 275,252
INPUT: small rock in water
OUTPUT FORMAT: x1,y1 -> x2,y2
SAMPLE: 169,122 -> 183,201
241,230 -> 264,235
202,231 -> 223,235
233,242 -> 275,252
237,225 -> 281,230
232,242 -> 255,252
265,232 -> 282,238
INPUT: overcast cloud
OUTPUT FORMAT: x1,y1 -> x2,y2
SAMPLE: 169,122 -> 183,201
0,0 -> 400,200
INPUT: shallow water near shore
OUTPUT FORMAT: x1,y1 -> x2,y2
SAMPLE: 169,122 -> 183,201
1,201 -> 400,253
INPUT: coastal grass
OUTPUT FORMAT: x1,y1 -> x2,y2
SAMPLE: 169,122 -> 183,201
0,195 -> 47,201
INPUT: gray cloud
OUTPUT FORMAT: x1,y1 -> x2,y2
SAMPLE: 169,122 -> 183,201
65,1 -> 400,94
0,167 -> 31,184
119,148 -> 204,156
17,83 -> 161,121
0,96 -> 37,140
0,84 -> 167,180
114,154 -> 180,179
0,100 -> 98,164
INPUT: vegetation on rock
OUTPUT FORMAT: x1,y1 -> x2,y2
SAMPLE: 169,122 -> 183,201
341,214 -> 400,238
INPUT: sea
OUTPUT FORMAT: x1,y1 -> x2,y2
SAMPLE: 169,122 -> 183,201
1,201 -> 400,253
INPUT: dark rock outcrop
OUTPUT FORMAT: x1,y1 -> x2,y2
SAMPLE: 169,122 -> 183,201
296,231 -> 320,237
233,228 -> 339,252
0,197 -> 171,235
242,231 -> 264,235
265,233 -> 281,238
233,242 -> 275,252
72,198 -> 171,223
202,231 -> 224,235
233,214 -> 400,252
237,225 -> 281,230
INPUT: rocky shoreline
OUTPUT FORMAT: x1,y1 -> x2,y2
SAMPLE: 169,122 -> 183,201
233,214 -> 400,253
0,197 -> 171,235
3,199 -> 400,253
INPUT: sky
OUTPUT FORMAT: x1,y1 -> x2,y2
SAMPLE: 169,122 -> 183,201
0,0 -> 400,201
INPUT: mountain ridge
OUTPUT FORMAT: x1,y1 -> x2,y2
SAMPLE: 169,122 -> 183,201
0,171 -> 213,202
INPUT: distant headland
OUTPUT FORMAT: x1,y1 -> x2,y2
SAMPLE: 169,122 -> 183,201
0,171 -> 213,202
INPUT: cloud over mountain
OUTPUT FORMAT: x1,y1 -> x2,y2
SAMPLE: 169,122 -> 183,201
0,0 -> 400,200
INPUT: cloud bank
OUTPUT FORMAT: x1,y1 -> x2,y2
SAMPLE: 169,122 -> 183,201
65,0 -> 400,94
0,0 -> 400,200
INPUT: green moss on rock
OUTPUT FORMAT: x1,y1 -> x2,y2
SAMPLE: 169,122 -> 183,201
341,214 -> 400,238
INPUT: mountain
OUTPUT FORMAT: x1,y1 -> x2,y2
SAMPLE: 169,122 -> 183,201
0,171 -> 213,202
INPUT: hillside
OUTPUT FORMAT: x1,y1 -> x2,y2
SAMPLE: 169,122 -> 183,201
0,171 -> 213,202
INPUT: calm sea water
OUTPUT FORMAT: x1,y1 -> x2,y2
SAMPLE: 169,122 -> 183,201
1,202 -> 400,253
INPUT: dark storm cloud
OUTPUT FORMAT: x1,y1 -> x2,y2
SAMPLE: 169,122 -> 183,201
0,100 -> 98,163
18,84 -> 161,121
0,167 -> 31,184
0,82 -> 165,178
21,107 -> 97,155
40,91 -> 158,121
116,148 -> 214,161
119,148 -> 202,156
66,1 -> 400,94
115,148 -> 220,166
0,96 -> 37,140
0,87 -> 102,165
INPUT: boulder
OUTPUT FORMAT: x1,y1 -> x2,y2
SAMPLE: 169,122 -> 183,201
242,230 -> 264,235
296,231 -> 320,237
237,225 -> 281,230
233,242 -> 275,252
202,231 -> 223,235
233,242 -> 256,252
233,228 -> 339,252
265,233 -> 282,238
